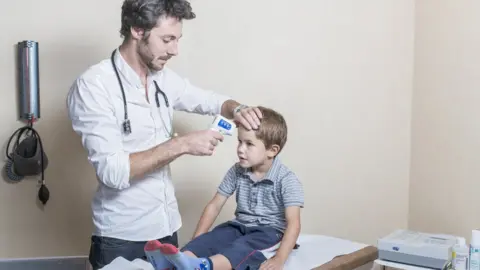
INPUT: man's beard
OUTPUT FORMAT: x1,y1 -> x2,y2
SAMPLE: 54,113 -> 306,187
137,40 -> 169,71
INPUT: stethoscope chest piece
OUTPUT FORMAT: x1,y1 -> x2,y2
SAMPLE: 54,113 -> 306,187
110,49 -> 173,137
123,119 -> 132,134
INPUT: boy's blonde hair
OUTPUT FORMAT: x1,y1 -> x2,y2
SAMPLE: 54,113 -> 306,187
254,106 -> 288,155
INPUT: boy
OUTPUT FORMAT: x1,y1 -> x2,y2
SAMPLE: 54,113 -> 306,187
145,106 -> 304,270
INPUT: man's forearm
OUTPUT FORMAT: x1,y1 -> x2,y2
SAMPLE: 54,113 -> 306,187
275,221 -> 301,262
129,136 -> 187,180
220,99 -> 240,119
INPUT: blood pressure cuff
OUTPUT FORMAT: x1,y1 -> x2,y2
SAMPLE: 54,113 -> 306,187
12,135 -> 48,176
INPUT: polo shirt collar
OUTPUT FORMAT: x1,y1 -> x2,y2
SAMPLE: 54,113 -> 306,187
242,156 -> 282,183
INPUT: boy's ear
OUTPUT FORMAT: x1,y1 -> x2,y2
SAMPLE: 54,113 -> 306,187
267,144 -> 280,158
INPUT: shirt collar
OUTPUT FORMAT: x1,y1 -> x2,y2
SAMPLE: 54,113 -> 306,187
112,48 -> 160,90
242,156 -> 282,183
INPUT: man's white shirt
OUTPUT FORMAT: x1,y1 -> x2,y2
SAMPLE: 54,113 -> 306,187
66,48 -> 230,241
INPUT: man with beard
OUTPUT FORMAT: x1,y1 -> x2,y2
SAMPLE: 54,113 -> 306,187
66,0 -> 262,269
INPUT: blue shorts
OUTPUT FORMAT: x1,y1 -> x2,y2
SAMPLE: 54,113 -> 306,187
181,221 -> 283,270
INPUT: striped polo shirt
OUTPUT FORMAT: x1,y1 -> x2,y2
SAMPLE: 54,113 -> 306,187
217,157 -> 304,232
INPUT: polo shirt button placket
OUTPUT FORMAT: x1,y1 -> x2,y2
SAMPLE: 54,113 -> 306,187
251,185 -> 258,208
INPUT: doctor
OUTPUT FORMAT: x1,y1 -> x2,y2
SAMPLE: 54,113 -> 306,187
66,0 -> 262,269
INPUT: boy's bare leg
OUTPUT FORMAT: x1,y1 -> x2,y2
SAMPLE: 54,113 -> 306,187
183,251 -> 196,257
184,250 -> 232,270
210,254 -> 233,270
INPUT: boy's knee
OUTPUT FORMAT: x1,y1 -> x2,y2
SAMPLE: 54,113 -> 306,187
220,246 -> 266,270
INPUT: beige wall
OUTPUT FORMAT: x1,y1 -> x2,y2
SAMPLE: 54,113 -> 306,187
409,1 -> 480,241
0,0 -> 414,258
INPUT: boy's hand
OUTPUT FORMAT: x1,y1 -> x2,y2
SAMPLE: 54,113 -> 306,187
259,256 -> 285,270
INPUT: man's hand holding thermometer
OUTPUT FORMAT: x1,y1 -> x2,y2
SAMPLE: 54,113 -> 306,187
175,109 -> 262,157
210,115 -> 235,136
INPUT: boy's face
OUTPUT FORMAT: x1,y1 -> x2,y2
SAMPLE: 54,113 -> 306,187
236,126 -> 279,168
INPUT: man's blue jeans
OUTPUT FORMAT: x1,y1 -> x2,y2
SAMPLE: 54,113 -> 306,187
88,232 -> 178,270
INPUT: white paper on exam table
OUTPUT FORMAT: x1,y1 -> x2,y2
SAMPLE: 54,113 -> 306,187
100,234 -> 368,270
262,234 -> 368,270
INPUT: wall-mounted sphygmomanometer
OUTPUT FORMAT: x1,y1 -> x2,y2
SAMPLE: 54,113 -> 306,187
4,40 -> 50,205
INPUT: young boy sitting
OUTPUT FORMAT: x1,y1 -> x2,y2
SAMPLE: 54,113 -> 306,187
145,106 -> 304,270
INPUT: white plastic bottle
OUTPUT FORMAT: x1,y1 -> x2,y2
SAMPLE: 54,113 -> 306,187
453,237 -> 469,270
470,230 -> 480,270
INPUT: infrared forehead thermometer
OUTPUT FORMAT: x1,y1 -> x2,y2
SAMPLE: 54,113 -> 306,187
210,115 -> 235,136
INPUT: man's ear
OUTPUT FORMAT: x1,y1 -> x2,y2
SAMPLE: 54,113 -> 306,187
130,27 -> 145,40
267,144 -> 280,158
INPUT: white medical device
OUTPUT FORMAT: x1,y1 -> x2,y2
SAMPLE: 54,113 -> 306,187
378,229 -> 457,269
210,115 -> 235,136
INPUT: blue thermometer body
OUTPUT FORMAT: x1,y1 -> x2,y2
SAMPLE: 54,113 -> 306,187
211,115 -> 234,136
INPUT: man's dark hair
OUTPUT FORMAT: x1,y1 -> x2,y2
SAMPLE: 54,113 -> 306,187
120,0 -> 196,39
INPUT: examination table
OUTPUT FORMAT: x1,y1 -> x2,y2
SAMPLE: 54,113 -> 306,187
100,234 -> 379,270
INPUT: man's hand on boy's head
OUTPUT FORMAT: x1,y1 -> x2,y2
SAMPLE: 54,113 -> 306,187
260,256 -> 285,270
234,106 -> 262,130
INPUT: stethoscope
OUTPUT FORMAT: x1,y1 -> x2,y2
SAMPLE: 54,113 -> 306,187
110,49 -> 173,136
